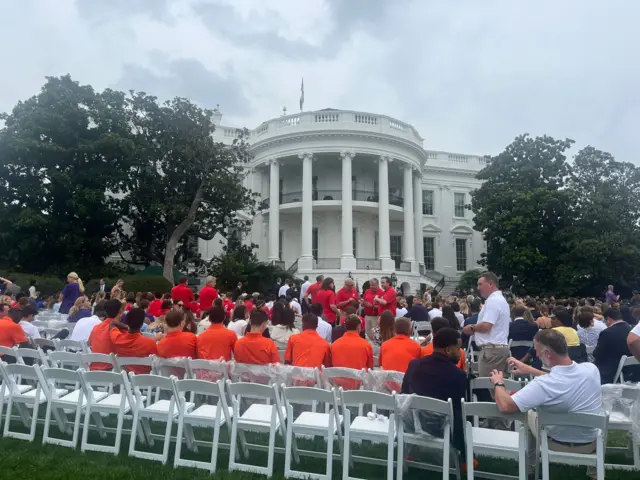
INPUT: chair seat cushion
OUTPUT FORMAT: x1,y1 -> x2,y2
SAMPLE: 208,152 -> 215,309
59,389 -> 108,406
239,403 -> 286,429
472,426 -> 520,451
609,411 -> 631,427
294,412 -> 342,433
185,404 -> 233,424
143,399 -> 194,416
350,415 -> 395,437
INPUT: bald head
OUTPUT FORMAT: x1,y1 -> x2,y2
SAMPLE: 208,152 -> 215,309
394,317 -> 412,336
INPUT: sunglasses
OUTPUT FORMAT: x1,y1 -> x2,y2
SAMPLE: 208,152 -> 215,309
176,303 -> 184,307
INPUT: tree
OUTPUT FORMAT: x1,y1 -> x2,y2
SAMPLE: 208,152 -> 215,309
456,269 -> 483,293
119,93 -> 255,282
470,134 -> 575,296
0,75 -> 132,277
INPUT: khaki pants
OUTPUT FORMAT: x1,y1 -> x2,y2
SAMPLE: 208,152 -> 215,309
365,316 -> 378,341
478,346 -> 510,429
527,411 -> 596,475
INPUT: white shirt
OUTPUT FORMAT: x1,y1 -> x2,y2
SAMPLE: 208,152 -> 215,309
300,281 -> 311,301
316,316 -> 333,343
428,308 -> 442,320
278,285 -> 289,298
70,315 -> 102,341
228,319 -> 248,337
269,324 -> 300,349
28,286 -> 37,299
512,362 -> 602,443
474,291 -> 510,346
454,311 -> 465,328
396,307 -> 408,318
632,323 -> 640,336
289,299 -> 302,315
20,321 -> 40,339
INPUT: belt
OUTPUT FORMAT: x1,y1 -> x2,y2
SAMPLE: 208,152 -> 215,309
478,344 -> 509,349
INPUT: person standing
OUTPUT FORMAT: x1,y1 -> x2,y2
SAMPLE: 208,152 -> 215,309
98,279 -> 110,294
59,272 -> 84,315
314,277 -> 339,326
374,276 -> 397,317
300,276 -> 311,313
199,276 -> 219,312
305,275 -> 324,304
605,285 -> 619,305
362,278 -> 383,340
171,275 -> 194,310
28,280 -> 38,300
336,278 -> 360,313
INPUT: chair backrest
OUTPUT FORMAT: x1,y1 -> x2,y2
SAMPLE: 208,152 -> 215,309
321,367 -> 367,390
341,388 -> 397,411
188,358 -> 228,382
586,345 -> 596,355
36,366 -> 82,399
79,369 -> 132,406
469,377 -> 523,400
41,328 -> 63,338
0,346 -> 18,361
510,340 -> 533,348
230,362 -> 283,385
462,400 -> 527,425
412,321 -> 431,339
282,385 -> 336,407
15,347 -> 50,367
48,351 -> 84,370
281,365 -> 320,387
226,379 -> 280,403
32,320 -> 50,328
614,355 -> 640,383
80,352 -> 116,370
537,409 -> 608,446
152,356 -> 190,379
34,338 -> 56,350
2,362 -> 41,384
129,373 -> 176,394
55,339 -> 87,352
174,377 -> 225,399
114,355 -> 155,373
367,370 -> 405,393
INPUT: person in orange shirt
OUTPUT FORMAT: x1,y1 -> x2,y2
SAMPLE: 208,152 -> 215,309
156,310 -> 197,358
109,307 -> 157,374
197,306 -> 237,361
233,310 -> 280,365
421,317 -> 466,371
88,299 -> 124,370
331,314 -> 373,370
0,308 -> 29,359
379,317 -> 421,373
285,313 -> 331,368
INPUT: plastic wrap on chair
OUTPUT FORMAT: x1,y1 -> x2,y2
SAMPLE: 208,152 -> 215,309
368,370 -> 405,394
230,362 -> 284,385
321,367 -> 367,391
603,383 -> 640,440
395,393 -> 446,440
190,359 -> 228,382
153,356 -> 189,379
281,365 -> 318,387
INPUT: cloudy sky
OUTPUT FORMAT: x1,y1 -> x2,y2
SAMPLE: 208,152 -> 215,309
1,0 -> 638,162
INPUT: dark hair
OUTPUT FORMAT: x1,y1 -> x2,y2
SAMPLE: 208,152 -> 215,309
209,306 -> 226,324
321,277 -> 334,290
250,310 -> 269,327
315,275 -> 324,282
281,308 -> 296,330
450,301 -> 460,313
182,310 -> 197,333
22,305 -> 38,317
104,299 -> 123,319
302,313 -> 318,330
512,304 -> 527,319
271,301 -> 285,326
479,271 -> 499,286
381,276 -> 391,284
526,298 -> 537,308
345,314 -> 361,331
535,329 -> 568,356
126,308 -> 146,330
394,317 -> 411,336
161,299 -> 172,310
554,310 -> 573,327
606,308 -> 622,321
379,311 -> 395,342
165,310 -> 183,328
304,276 -> 309,281
232,305 -> 246,320
178,275 -> 188,284
344,306 -> 357,315
213,297 -> 223,308
8,308 -> 23,323
433,328 -> 461,349
441,306 -> 459,329
470,298 -> 482,313
94,300 -> 106,312
139,299 -> 150,310
310,303 -> 323,317
125,292 -> 136,303
577,310 -> 594,329
430,317 -> 449,334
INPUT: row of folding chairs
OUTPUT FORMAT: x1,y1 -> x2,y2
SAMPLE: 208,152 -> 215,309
0,359 -> 611,480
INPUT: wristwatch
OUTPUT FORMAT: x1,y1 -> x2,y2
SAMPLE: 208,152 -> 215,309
493,382 -> 506,390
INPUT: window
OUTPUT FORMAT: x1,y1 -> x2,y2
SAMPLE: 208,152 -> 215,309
455,238 -> 467,272
312,176 -> 318,201
422,190 -> 434,215
352,228 -> 357,257
374,231 -> 378,259
423,237 -> 435,270
454,192 -> 465,218
279,229 -> 284,261
373,180 -> 378,195
390,235 -> 402,269
312,228 -> 318,261
279,178 -> 284,204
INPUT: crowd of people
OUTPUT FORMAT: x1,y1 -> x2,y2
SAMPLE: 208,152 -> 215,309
2,270 -> 640,476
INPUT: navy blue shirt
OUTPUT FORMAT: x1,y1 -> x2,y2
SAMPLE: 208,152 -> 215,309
405,304 -> 430,323
508,319 -> 539,360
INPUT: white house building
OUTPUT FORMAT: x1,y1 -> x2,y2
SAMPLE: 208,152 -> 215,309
201,107 -> 487,293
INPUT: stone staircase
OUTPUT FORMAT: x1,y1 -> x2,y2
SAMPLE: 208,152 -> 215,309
422,270 -> 461,297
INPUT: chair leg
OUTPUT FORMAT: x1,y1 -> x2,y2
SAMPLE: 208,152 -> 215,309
396,426 -> 404,480
442,434 -> 450,480
128,406 -> 141,457
327,418 -> 334,480
211,415 -> 221,473
161,412 -> 173,465
267,418 -> 277,478
173,414 -> 185,468
81,404 -> 91,452
228,416 -> 238,471
3,397 -> 12,437
29,399 -> 40,442
343,417 -> 351,480
466,425 -> 474,480
387,419 -> 394,480
113,408 -> 124,454
541,436 -> 550,480
71,403 -> 82,448
141,418 -> 154,446
42,400 -> 53,444
284,419 -> 293,477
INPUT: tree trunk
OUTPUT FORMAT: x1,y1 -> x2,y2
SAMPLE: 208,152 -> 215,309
163,182 -> 205,283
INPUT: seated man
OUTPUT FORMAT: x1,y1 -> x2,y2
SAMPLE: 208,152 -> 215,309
70,301 -> 105,342
421,317 -> 466,371
88,299 -> 124,370
331,314 -> 373,370
285,313 -> 331,368
109,307 -> 157,374
401,328 -> 468,460
233,310 -> 280,365
19,305 -> 41,340
197,306 -> 237,361
379,317 -> 421,373
310,302 -> 332,343
0,308 -> 29,362
157,310 -> 197,359
594,308 -> 640,383
492,329 -> 601,477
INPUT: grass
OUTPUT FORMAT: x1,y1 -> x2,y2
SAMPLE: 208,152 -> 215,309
1,413 -> 640,480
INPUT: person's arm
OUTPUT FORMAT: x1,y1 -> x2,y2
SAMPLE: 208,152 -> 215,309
489,370 -> 520,413
628,332 -> 640,361
366,344 -> 373,370
270,342 -> 280,364
507,357 -> 546,377
329,292 -> 339,315
401,362 -> 414,394
284,338 -> 294,365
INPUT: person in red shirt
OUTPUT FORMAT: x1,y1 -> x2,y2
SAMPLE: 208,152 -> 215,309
222,293 -> 235,317
362,278 -> 384,340
336,278 -> 361,314
374,276 -> 397,316
314,277 -> 339,325
157,310 -> 197,358
243,295 -> 255,314
197,306 -> 237,361
0,309 -> 28,356
171,275 -> 194,310
304,275 -> 324,304
233,310 -> 280,365
285,314 -> 331,368
379,317 -> 421,373
199,276 -> 219,313
331,314 -> 373,370
88,299 -> 124,370
109,307 -> 157,374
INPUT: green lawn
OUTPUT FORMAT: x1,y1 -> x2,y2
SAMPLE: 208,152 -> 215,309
0,415 -> 639,479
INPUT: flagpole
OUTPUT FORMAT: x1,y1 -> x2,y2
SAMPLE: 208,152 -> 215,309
300,77 -> 304,112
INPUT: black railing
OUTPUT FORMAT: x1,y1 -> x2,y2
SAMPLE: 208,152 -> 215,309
260,189 -> 405,209
287,259 -> 298,276
433,276 -> 445,297
356,258 -> 382,270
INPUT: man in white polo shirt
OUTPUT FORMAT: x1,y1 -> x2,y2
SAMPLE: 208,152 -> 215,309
490,329 -> 601,476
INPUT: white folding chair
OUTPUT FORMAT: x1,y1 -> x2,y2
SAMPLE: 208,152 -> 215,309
230,362 -> 284,386
602,383 -> 640,470
14,347 -> 50,367
128,373 -> 194,464
538,410 -> 609,480
586,345 -> 596,356
367,370 -> 405,394
188,358 -> 229,383
0,346 -> 19,363
79,369 -> 136,454
282,365 -> 321,388
48,351 -> 84,371
613,355 -> 640,383
33,320 -> 50,328
173,378 -> 233,472
322,367 -> 367,415
152,356 -> 191,403
227,381 -> 286,477
36,366 -> 86,448
282,385 -> 342,480
462,400 -> 527,480
55,339 -> 88,353
412,321 -> 431,339
114,355 -> 155,375
80,352 -> 117,371
34,338 -> 56,350
341,389 -> 397,480
397,395 -> 460,480
469,377 -> 524,426
41,328 -> 63,339
1,363 -> 45,441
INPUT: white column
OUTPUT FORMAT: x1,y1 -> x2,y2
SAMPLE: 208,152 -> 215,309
413,169 -> 423,269
402,164 -> 416,264
298,152 -> 314,271
378,156 -> 394,271
340,151 -> 356,270
268,159 -> 280,262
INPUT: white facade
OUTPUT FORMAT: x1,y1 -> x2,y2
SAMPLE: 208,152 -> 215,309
201,107 -> 487,293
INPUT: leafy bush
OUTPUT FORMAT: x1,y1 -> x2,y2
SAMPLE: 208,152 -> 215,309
0,271 -> 65,297
456,269 -> 484,294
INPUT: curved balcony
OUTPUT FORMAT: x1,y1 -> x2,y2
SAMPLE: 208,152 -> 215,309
259,189 -> 404,210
